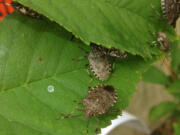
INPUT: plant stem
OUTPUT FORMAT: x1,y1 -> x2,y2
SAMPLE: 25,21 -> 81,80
163,58 -> 177,81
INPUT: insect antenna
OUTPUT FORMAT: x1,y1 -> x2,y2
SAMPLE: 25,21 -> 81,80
72,56 -> 88,62
150,3 -> 162,17
71,45 -> 89,62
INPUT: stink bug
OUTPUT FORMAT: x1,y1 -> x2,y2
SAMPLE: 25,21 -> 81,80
74,45 -> 112,81
88,44 -> 127,81
91,43 -> 127,58
150,31 -> 171,52
75,44 -> 127,81
12,2 -> 41,19
58,85 -> 119,134
88,47 -> 111,81
161,0 -> 180,27
157,32 -> 171,52
0,0 -> 14,21
83,85 -> 118,118
151,0 -> 180,27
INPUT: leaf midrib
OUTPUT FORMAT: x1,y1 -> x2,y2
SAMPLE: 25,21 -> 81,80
0,68 -> 86,94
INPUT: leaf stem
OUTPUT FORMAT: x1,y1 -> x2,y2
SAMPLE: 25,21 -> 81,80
163,58 -> 177,81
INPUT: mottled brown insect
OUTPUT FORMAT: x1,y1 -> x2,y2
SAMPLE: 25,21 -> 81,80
150,32 -> 171,52
72,45 -> 111,81
161,0 -> 180,26
59,85 -> 118,134
88,47 -> 111,81
88,44 -> 127,81
157,32 -> 171,52
12,2 -> 41,19
83,85 -> 118,118
91,43 -> 127,58
76,44 -> 126,81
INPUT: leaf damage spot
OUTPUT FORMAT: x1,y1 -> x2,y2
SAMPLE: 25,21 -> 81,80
39,57 -> 43,62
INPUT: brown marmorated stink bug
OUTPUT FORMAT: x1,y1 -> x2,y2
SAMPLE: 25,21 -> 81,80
88,47 -> 111,81
157,32 -> 171,52
74,43 -> 127,81
150,32 -> 171,52
150,0 -> 180,27
90,43 -> 127,58
88,43 -> 127,81
12,2 -> 41,19
58,85 -> 119,134
161,0 -> 180,27
152,32 -> 171,52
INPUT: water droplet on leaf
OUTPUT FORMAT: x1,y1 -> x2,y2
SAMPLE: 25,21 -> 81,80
47,85 -> 54,93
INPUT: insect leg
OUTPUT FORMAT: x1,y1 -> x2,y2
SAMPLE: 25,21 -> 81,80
73,100 -> 83,105
72,56 -> 87,61
86,118 -> 90,135
110,58 -> 115,73
110,109 -> 121,113
86,69 -> 93,83
76,108 -> 85,112
56,108 -> 85,120
106,109 -> 121,116
72,46 -> 89,61
94,116 -> 101,135
85,63 -> 89,68
56,110 -> 76,120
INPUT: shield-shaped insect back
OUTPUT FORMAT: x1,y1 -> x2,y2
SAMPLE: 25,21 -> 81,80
88,46 -> 111,81
161,0 -> 180,27
12,2 -> 41,19
83,85 -> 118,118
88,44 -> 127,81
57,85 -> 119,134
72,42 -> 127,81
73,43 -> 112,81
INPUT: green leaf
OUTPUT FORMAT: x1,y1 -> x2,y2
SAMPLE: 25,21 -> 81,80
174,119 -> 180,135
0,14 -> 156,135
14,0 -> 164,58
171,41 -> 180,73
142,66 -> 169,85
149,101 -> 177,122
166,80 -> 180,99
